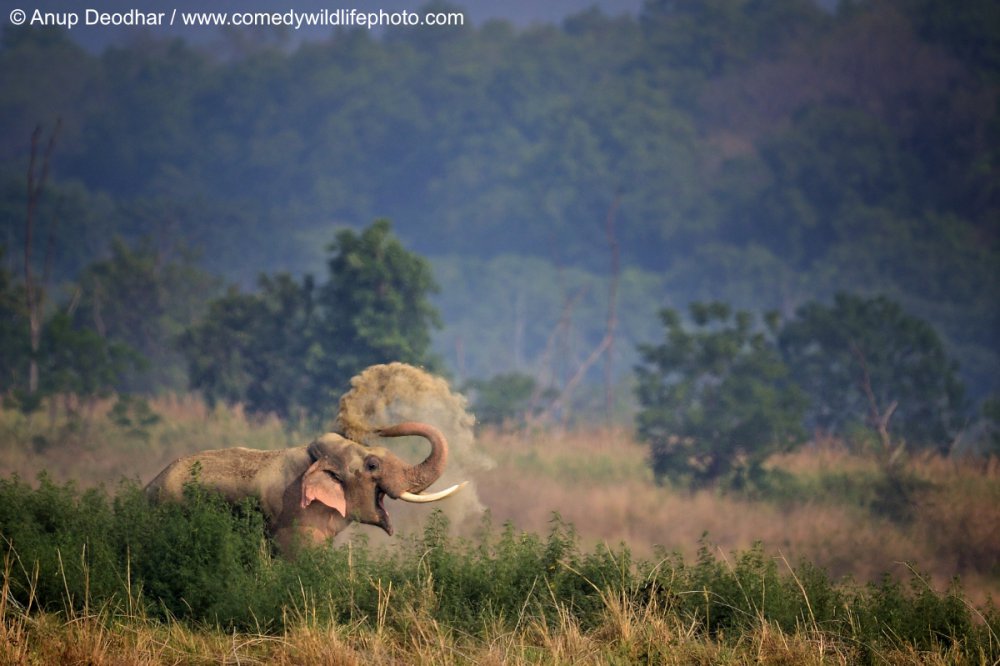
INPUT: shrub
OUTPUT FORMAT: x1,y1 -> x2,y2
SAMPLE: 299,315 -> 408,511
464,372 -> 554,429
779,292 -> 966,452
0,475 -> 996,663
635,302 -> 807,489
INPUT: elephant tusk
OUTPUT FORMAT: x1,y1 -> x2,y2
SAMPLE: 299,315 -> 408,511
399,482 -> 468,503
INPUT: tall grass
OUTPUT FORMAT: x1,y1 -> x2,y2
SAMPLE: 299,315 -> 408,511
0,394 -> 296,487
477,426 -> 1000,604
1,395 -> 999,662
0,475 -> 998,664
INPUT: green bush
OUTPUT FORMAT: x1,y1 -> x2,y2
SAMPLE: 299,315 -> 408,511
0,475 -> 996,662
464,372 -> 555,429
635,302 -> 807,489
0,474 -> 120,611
753,466 -> 934,523
779,293 -> 966,452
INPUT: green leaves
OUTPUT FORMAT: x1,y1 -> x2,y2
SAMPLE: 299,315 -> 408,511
779,292 -> 966,452
37,312 -> 141,401
464,372 -> 554,429
636,294 -> 968,488
181,220 -> 440,422
316,219 -> 441,384
2,476 -> 995,657
635,302 -> 807,489
71,238 -> 220,393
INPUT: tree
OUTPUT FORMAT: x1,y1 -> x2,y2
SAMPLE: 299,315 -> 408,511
182,220 -> 440,421
464,372 -> 554,429
311,219 -> 442,393
778,292 -> 965,452
0,245 -> 139,411
0,252 -> 28,395
635,302 -> 807,488
180,274 -> 316,420
719,105 -> 911,269
72,238 -> 221,392
981,395 -> 1000,457
37,312 -> 138,410
23,121 -> 60,395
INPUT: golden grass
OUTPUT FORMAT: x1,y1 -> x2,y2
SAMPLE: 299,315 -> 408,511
473,426 -> 1000,606
2,540 -> 994,665
0,394 -> 294,487
2,397 -> 998,603
3,584 -> 986,665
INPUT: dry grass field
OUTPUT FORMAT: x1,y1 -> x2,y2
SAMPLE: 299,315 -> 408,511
476,427 -> 1000,606
1,395 -> 998,664
2,396 -> 998,601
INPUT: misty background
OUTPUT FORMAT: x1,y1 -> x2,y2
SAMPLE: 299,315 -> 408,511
1,0 -> 997,421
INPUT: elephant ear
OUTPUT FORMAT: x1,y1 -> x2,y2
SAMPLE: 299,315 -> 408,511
300,459 -> 347,517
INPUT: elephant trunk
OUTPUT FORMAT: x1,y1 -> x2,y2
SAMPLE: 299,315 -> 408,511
375,421 -> 448,494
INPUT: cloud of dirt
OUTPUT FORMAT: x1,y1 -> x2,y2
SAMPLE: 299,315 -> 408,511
335,362 -> 494,540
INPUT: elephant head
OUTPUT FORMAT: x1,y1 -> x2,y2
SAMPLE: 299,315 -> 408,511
299,421 -> 463,536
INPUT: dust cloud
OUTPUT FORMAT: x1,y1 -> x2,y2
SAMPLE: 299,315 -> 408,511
335,362 -> 494,540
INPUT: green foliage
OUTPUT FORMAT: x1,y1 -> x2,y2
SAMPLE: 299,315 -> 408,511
0,303 -> 142,413
635,302 -> 807,488
182,220 -> 440,421
107,394 -> 161,442
312,219 -> 442,390
981,394 -> 1000,456
71,237 -> 221,392
37,313 -> 141,403
181,274 -> 318,420
850,574 -> 976,657
640,0 -> 827,83
754,465 -> 933,523
0,1 -> 997,406
114,481 -> 271,623
779,293 -> 965,452
464,372 -> 553,428
0,254 -> 27,394
0,477 -> 996,661
723,105 -> 912,268
0,172 -> 124,290
0,238 -> 205,405
898,0 -> 1000,77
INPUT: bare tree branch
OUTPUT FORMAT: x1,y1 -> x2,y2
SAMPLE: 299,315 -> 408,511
850,339 -> 902,465
530,284 -> 586,407
534,195 -> 621,425
603,194 -> 621,425
24,120 -> 62,394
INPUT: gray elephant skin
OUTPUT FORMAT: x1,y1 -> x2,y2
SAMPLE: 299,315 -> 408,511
145,421 -> 465,553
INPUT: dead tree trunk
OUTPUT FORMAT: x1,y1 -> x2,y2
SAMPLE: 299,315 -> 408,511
534,195 -> 621,425
602,195 -> 620,426
24,120 -> 61,395
851,340 -> 903,469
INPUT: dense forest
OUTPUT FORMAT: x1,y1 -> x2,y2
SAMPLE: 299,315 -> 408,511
0,0 -> 997,420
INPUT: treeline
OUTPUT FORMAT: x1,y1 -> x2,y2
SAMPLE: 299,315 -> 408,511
0,0 -> 997,403
0,221 -> 440,420
1,215 -> 995,468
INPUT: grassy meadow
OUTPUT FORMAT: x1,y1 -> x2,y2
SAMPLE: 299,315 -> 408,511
1,395 -> 998,664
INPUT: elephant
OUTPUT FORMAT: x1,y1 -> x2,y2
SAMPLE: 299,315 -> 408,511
145,421 -> 466,552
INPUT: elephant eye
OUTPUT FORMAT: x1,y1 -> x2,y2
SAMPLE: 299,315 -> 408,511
365,458 -> 380,473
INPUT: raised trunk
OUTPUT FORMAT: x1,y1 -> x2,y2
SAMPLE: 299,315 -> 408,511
376,421 -> 448,493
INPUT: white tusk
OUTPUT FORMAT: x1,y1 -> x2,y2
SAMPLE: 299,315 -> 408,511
399,482 -> 468,503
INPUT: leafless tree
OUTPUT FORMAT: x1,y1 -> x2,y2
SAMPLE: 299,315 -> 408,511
24,120 -> 61,395
534,195 -> 621,426
850,340 -> 904,469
